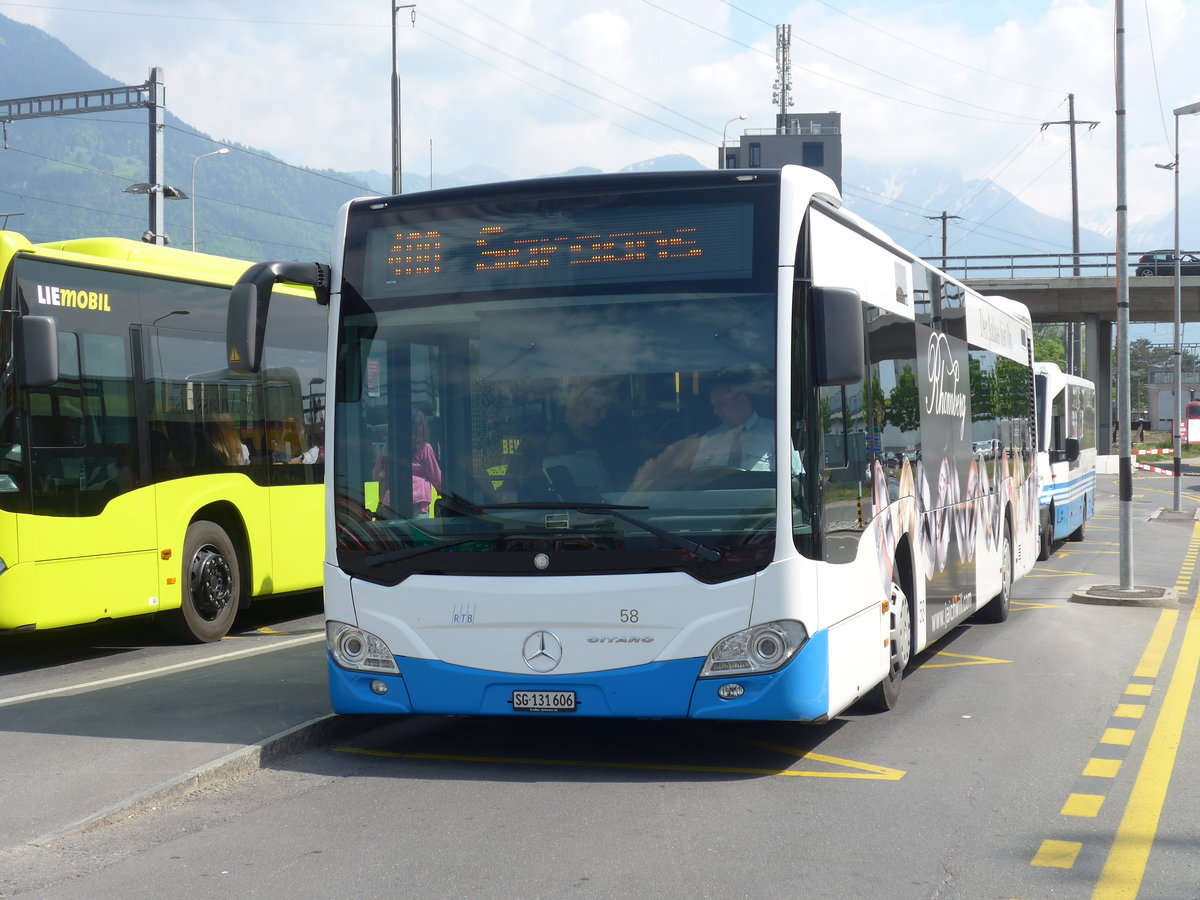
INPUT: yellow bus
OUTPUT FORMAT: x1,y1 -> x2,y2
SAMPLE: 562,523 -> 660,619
0,232 -> 326,641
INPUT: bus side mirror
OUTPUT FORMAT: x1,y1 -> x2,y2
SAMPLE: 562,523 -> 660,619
1065,437 -> 1080,462
227,261 -> 330,375
811,286 -> 864,386
16,315 -> 59,388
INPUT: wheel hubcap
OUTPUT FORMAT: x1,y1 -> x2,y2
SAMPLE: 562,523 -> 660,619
189,545 -> 233,621
890,584 -> 911,676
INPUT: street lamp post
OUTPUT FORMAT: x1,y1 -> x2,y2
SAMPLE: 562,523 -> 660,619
392,4 -> 417,195
1157,101 -> 1200,512
191,148 -> 229,252
720,114 -> 747,169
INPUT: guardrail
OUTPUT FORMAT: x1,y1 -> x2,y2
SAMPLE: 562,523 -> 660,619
939,251 -> 1199,279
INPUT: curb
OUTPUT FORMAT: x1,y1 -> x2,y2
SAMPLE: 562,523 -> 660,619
29,713 -> 374,847
1070,585 -> 1181,608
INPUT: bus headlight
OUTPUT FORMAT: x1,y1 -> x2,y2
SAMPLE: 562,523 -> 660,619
327,621 -> 400,674
699,620 -> 808,677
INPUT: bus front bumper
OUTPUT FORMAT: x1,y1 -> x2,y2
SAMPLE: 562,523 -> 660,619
327,629 -> 830,721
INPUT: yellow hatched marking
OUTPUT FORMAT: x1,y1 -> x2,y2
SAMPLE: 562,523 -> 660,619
921,651 -> 1012,668
1113,704 -> 1145,720
692,729 -> 906,780
1011,600 -> 1059,611
1083,758 -> 1122,778
1025,570 -> 1101,577
1032,840 -> 1083,868
1061,793 -> 1105,817
1101,728 -> 1136,746
335,745 -> 907,781
1124,683 -> 1152,697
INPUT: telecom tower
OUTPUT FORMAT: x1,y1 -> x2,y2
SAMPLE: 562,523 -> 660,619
718,24 -> 842,189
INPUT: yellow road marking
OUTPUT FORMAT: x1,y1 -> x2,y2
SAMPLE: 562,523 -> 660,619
333,744 -> 906,779
1025,570 -> 1102,577
1011,601 -> 1059,610
1083,758 -> 1122,778
1093,523 -> 1200,899
1133,609 -> 1178,679
1032,840 -> 1083,868
1062,793 -> 1105,817
1112,704 -> 1145,720
921,651 -> 1012,668
692,729 -> 906,780
1124,683 -> 1152,697
1100,728 -> 1136,746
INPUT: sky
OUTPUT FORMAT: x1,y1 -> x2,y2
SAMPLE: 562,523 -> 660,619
3,0 -> 1200,251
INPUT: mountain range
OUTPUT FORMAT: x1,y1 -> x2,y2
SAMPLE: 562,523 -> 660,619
0,12 -> 1189,276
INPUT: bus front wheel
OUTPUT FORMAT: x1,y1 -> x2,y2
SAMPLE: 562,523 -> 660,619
164,521 -> 241,643
860,577 -> 912,712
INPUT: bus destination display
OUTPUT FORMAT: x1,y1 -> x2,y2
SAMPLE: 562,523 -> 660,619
363,202 -> 754,297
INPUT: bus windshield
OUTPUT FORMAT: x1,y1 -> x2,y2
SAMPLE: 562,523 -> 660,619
334,287 -> 779,584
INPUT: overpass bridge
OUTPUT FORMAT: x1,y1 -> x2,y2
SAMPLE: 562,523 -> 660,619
948,251 -> 1200,440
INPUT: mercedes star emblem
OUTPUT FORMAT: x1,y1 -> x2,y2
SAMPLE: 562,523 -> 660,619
522,630 -> 563,672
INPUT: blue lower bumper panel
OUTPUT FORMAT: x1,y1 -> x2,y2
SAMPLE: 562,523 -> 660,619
328,628 -> 831,721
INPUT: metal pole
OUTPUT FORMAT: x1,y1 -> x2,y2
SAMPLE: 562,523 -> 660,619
1173,111 -> 1182,511
391,4 -> 399,195
1170,101 -> 1200,507
391,4 -> 416,196
1115,0 -> 1133,589
148,67 -> 165,245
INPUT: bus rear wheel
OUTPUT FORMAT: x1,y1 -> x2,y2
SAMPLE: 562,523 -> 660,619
163,521 -> 241,643
1037,507 -> 1054,561
861,577 -> 912,712
975,526 -> 1011,623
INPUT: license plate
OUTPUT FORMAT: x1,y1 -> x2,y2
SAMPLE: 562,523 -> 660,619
511,690 -> 577,712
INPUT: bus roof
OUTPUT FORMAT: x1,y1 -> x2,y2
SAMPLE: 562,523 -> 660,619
0,230 -> 253,286
0,231 -> 315,299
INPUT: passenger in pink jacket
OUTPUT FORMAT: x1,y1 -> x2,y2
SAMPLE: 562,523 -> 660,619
375,409 -> 442,517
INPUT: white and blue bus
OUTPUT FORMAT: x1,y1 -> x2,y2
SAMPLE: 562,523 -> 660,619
1033,362 -> 1096,559
228,166 -> 1037,721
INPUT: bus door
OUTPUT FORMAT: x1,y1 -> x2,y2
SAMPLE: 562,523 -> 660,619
20,321 -> 158,627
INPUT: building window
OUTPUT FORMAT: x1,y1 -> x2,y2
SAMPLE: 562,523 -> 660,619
802,142 -> 824,167
724,151 -> 738,169
748,143 -> 761,167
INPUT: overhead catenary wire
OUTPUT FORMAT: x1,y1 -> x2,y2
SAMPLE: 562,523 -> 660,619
640,0 -> 1042,126
716,0 -> 1052,121
801,0 -> 1064,95
419,12 -> 713,145
452,0 -> 721,137
416,26 -> 696,159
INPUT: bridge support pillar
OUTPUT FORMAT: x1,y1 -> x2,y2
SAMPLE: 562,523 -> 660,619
1085,315 -> 1114,450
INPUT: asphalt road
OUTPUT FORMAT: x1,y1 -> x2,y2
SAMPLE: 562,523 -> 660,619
3,474 -> 1200,899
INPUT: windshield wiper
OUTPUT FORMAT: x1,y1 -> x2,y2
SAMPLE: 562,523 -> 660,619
365,535 -> 492,567
479,501 -> 723,563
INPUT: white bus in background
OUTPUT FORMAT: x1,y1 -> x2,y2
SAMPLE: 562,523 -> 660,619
228,165 -> 1038,722
1034,362 -> 1096,560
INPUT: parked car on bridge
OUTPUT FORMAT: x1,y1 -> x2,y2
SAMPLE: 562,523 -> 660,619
1134,250 -> 1200,276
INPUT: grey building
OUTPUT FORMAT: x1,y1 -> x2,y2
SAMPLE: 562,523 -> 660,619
719,111 -> 843,190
